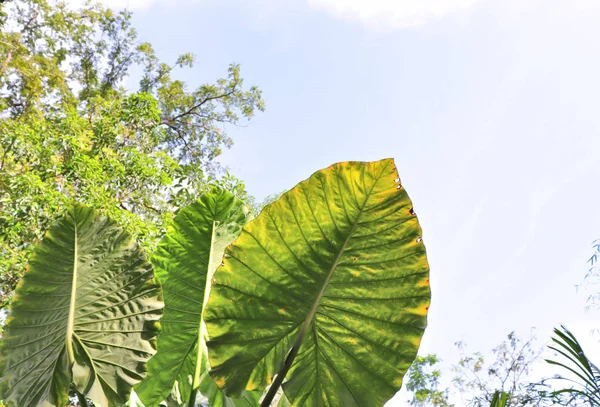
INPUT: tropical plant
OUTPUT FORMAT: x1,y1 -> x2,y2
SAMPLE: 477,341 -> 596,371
0,204 -> 163,407
527,244 -> 600,406
0,159 -> 430,407
135,187 -> 260,407
543,325 -> 600,406
0,0 -> 264,309
205,158 -> 431,406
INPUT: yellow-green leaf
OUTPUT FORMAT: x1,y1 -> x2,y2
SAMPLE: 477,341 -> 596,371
205,158 -> 431,407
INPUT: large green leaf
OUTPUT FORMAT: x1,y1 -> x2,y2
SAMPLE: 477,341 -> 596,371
197,347 -> 262,407
205,158 -> 431,406
136,187 -> 259,407
0,204 -> 162,407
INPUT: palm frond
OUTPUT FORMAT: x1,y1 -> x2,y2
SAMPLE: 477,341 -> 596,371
545,325 -> 600,406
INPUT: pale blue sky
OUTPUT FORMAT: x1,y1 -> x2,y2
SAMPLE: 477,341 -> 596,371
89,0 -> 600,403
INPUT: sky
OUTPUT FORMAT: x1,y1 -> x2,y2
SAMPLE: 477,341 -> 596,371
74,0 -> 600,403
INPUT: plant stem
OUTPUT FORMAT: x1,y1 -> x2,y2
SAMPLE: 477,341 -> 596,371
66,222 -> 79,366
188,388 -> 198,407
76,390 -> 90,407
188,221 -> 216,407
260,339 -> 303,407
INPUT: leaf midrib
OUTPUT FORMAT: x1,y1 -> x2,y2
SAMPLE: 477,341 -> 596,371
192,220 -> 217,391
297,163 -> 386,350
66,218 -> 78,366
260,163 -> 388,406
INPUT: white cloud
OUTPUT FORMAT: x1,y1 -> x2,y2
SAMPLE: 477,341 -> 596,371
101,0 -> 158,10
64,0 -> 167,11
306,0 -> 600,30
306,0 -> 482,29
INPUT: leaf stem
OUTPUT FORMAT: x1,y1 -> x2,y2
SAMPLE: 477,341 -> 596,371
188,388 -> 198,407
75,390 -> 90,407
189,221 -> 217,407
66,220 -> 79,365
260,337 -> 303,407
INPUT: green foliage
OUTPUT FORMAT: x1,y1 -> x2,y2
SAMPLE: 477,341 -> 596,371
406,354 -> 453,406
0,160 -> 430,407
0,204 -> 163,407
543,325 -> 600,406
0,0 -> 264,309
135,187 -> 259,407
452,331 -> 544,407
584,239 -> 600,312
489,391 -> 510,407
205,159 -> 431,407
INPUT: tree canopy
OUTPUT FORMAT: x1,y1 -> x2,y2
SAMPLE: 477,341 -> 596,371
452,331 -> 543,406
0,0 -> 264,309
404,331 -> 555,407
406,354 -> 453,407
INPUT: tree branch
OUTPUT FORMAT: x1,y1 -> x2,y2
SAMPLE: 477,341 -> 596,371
160,87 -> 237,124
190,111 -> 240,125
161,121 -> 197,158
146,62 -> 177,89
140,201 -> 161,214
20,8 -> 39,33
0,51 -> 12,75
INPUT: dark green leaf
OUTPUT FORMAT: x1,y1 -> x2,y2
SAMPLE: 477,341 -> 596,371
0,204 -> 162,407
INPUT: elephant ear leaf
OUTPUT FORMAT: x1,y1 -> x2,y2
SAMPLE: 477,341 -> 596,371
0,204 -> 162,407
205,158 -> 431,407
198,343 -> 262,407
136,187 -> 260,407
